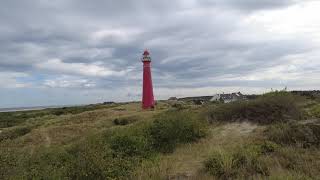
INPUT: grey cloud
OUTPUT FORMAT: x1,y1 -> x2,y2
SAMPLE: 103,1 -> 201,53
0,0 -> 318,107
201,0 -> 298,12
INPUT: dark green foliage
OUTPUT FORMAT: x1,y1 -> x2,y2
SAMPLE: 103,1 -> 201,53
207,92 -> 304,124
258,141 -> 279,154
0,126 -> 31,142
149,110 -> 207,153
109,134 -> 152,157
113,116 -> 138,126
0,111 -> 44,128
265,122 -> 320,148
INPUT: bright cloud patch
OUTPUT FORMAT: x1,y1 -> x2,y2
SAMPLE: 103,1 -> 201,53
36,59 -> 127,77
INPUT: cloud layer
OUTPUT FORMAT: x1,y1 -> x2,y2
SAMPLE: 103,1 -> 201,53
0,0 -> 319,107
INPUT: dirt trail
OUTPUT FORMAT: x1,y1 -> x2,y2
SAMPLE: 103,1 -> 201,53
220,122 -> 259,137
39,129 -> 51,147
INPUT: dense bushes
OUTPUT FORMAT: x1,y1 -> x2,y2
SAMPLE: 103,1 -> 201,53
109,134 -> 152,157
110,110 -> 208,154
265,122 -> 320,148
207,92 -> 304,124
149,110 -> 208,153
0,126 -> 31,142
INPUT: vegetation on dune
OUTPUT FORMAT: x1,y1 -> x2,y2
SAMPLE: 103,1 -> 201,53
207,92 -> 305,124
1,93 -> 320,179
0,108 -> 208,179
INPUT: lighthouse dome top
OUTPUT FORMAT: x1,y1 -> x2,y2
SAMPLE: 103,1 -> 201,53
143,50 -> 150,56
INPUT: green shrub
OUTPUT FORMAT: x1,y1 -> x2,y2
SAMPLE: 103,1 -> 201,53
265,123 -> 320,148
109,133 -> 152,158
258,141 -> 279,154
149,110 -> 207,153
0,126 -> 31,142
207,92 -> 304,124
113,116 -> 139,126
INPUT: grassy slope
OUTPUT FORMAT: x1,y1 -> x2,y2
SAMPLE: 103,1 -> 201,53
0,102 -> 167,150
1,94 -> 320,179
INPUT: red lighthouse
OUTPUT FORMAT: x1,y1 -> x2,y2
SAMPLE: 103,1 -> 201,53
141,50 -> 155,109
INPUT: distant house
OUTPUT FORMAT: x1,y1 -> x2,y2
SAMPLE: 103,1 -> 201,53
210,92 -> 246,103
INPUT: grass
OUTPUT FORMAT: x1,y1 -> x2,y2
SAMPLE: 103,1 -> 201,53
1,93 -> 320,179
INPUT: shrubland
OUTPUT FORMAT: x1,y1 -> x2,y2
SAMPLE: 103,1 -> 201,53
0,106 -> 208,179
207,92 -> 305,124
1,92 -> 320,179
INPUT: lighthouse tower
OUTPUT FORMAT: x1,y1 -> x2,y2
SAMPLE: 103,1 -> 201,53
141,50 -> 155,109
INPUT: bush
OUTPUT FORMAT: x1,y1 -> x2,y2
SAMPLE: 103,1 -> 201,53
149,110 -> 207,153
113,116 -> 139,126
265,122 -> 320,148
207,92 -> 304,124
0,126 -> 31,142
109,133 -> 152,158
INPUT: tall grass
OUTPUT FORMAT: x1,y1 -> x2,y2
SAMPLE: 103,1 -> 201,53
265,122 -> 320,148
203,143 -> 271,179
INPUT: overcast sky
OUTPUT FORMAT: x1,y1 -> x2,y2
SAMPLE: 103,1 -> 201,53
1,0 -> 320,108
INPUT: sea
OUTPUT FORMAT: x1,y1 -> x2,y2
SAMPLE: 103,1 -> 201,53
0,105 -> 74,113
